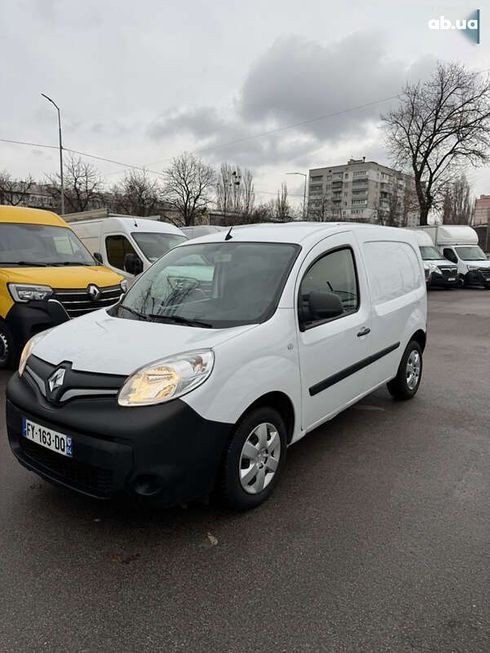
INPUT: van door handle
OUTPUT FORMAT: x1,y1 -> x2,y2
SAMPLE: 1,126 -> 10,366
357,327 -> 371,337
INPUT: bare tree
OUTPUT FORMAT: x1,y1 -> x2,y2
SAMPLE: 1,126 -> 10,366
216,164 -> 255,221
0,171 -> 34,205
241,169 -> 255,218
112,170 -> 162,216
163,153 -> 215,226
274,183 -> 290,221
442,174 -> 473,224
382,62 -> 490,225
47,154 -> 103,213
308,190 -> 330,221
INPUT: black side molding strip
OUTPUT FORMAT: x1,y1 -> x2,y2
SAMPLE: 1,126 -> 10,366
309,342 -> 401,397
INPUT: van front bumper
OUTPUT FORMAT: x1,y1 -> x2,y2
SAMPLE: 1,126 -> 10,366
5,300 -> 69,357
6,372 -> 232,505
464,269 -> 490,287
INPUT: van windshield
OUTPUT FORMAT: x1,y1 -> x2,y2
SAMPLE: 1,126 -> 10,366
115,241 -> 300,328
132,232 -> 187,262
420,246 -> 443,260
454,246 -> 487,261
0,223 -> 95,266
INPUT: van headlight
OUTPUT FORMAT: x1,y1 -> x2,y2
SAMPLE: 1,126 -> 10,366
18,330 -> 53,377
118,350 -> 214,407
428,264 -> 442,275
9,284 -> 53,302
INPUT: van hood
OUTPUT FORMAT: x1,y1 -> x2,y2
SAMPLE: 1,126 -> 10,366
424,258 -> 457,267
32,309 -> 258,375
464,259 -> 490,268
0,265 -> 123,288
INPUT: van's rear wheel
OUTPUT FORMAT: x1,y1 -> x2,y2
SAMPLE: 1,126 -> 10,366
0,323 -> 15,370
387,340 -> 423,401
219,407 -> 287,510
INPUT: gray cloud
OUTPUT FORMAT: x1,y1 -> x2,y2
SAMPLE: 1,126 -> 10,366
239,32 -> 403,139
146,32 -> 422,168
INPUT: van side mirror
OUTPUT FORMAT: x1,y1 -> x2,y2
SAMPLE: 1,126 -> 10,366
93,252 -> 103,264
124,253 -> 143,275
308,290 -> 343,321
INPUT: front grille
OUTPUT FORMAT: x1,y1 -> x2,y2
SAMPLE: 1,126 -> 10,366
479,268 -> 490,277
439,267 -> 458,278
53,285 -> 121,318
20,437 -> 114,494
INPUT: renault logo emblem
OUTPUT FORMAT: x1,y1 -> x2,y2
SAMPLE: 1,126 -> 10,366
48,368 -> 66,392
87,284 -> 101,301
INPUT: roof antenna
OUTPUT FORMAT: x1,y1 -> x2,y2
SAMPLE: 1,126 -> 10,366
225,225 -> 233,240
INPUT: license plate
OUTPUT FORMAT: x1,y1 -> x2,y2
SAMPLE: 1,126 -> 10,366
22,418 -> 73,458
448,277 -> 455,281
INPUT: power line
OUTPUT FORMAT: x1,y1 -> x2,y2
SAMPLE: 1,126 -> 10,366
0,137 -> 59,150
0,137 -> 165,178
143,94 -> 401,169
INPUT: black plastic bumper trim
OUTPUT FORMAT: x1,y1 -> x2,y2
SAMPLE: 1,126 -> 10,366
6,372 -> 233,505
309,342 -> 400,397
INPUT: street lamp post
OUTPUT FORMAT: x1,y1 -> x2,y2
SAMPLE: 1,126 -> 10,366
286,172 -> 307,220
41,93 -> 64,215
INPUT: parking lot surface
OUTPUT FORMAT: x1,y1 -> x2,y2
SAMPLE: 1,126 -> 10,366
0,290 -> 489,653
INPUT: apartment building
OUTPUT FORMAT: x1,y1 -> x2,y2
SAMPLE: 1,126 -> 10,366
473,195 -> 490,225
308,158 -> 419,227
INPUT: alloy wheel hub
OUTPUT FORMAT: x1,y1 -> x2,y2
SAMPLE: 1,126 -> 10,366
239,422 -> 281,495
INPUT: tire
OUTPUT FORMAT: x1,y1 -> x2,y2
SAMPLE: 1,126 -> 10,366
387,340 -> 423,401
0,322 -> 15,370
218,407 -> 287,510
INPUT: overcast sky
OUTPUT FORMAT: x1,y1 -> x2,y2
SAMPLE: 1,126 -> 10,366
1,0 -> 489,205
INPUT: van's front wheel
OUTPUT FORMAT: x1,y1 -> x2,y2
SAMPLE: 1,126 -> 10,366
219,407 -> 287,510
387,341 -> 423,401
0,323 -> 15,370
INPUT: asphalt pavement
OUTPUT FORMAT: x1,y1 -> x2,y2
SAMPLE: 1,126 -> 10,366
0,290 -> 489,653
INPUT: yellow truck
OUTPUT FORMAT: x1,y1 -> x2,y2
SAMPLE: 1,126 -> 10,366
0,206 -> 126,368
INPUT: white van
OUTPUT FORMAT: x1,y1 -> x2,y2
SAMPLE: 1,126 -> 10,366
70,216 -> 186,278
418,225 -> 490,288
7,223 -> 427,510
409,229 -> 458,288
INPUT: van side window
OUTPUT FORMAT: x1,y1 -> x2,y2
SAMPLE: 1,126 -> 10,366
363,241 -> 421,303
106,235 -> 137,270
443,248 -> 457,263
299,247 -> 359,328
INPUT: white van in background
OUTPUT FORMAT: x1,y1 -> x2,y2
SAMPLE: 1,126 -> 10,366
69,216 -> 186,278
409,230 -> 458,288
418,225 -> 490,288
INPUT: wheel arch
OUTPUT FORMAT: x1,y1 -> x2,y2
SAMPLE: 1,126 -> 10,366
237,391 -> 296,444
410,329 -> 426,352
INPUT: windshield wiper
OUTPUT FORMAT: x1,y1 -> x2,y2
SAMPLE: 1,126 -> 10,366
147,314 -> 213,328
120,305 -> 149,321
0,261 -> 48,267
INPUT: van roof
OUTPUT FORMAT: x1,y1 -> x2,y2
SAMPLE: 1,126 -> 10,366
0,205 -> 67,228
70,216 -> 184,235
405,229 -> 434,246
186,221 -> 411,247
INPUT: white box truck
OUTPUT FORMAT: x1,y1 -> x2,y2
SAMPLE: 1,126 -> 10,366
69,215 -> 186,279
410,230 -> 458,288
417,225 -> 490,288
